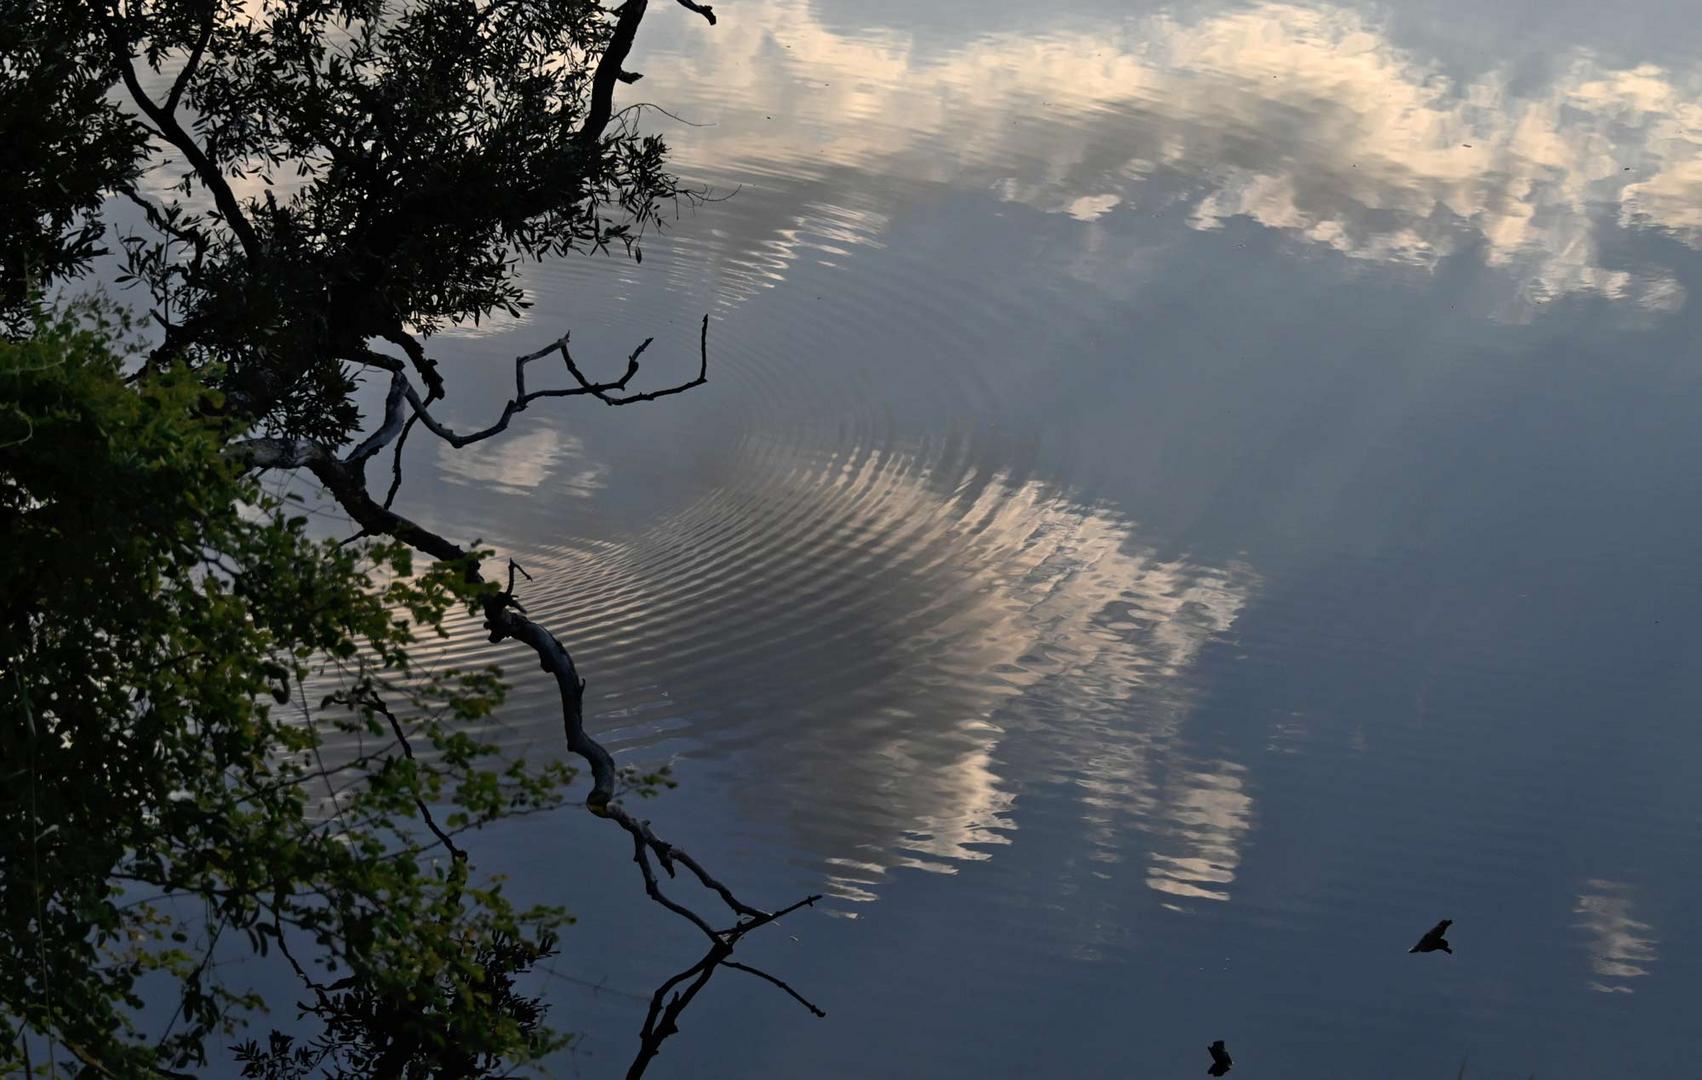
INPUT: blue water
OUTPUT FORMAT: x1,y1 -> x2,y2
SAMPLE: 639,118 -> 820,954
373,1 -> 1702,1074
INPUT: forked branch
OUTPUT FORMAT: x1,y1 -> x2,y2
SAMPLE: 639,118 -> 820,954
229,316 -> 818,1077
396,314 -> 708,452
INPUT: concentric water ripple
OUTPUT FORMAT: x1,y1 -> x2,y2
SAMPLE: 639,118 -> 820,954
329,2 -> 1702,1073
406,392 -> 1258,908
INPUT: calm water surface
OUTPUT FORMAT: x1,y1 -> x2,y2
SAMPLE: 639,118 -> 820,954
383,1 -> 1702,1075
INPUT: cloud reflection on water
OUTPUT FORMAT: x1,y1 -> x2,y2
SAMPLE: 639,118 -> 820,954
434,427 -> 606,497
557,453 -> 1261,907
636,0 -> 1702,315
1573,879 -> 1658,993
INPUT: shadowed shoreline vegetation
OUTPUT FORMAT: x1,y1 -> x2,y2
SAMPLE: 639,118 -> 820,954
2,0 -> 820,1074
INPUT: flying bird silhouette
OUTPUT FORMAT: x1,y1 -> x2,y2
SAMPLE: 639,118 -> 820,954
1207,1039 -> 1233,1076
1410,918 -> 1453,954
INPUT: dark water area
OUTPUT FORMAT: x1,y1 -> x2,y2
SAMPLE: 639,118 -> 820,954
345,1 -> 1702,1075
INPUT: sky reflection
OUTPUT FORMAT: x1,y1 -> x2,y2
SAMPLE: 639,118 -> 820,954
395,1 -> 1702,1073
629,0 -> 1702,317
433,427 -> 607,497
495,450 -> 1260,905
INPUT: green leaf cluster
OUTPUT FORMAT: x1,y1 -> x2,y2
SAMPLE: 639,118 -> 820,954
4,0 -> 689,442
0,0 -> 147,331
1,309 -> 575,1076
1,0 -> 706,1067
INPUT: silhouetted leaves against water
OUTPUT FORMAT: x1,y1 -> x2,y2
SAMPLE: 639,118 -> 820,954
1207,1039 -> 1234,1076
1411,918 -> 1454,954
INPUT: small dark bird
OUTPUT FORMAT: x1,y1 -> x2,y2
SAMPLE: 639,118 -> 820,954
1207,1039 -> 1233,1076
1410,918 -> 1453,954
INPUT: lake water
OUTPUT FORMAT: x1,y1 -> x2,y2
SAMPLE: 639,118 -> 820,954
388,1 -> 1702,1075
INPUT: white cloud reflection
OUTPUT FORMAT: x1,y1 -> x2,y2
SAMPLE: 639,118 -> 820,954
642,0 -> 1702,314
880,474 -> 1253,884
1573,879 -> 1658,993
1146,762 -> 1254,903
434,427 -> 606,497
653,454 -> 1262,905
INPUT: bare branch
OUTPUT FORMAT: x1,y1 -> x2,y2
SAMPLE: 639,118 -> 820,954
604,804 -> 770,922
620,823 -> 722,941
563,314 -> 709,407
227,436 -> 469,563
388,318 -> 708,451
347,372 -> 408,465
383,413 -> 420,510
723,961 -> 826,1017
580,0 -> 708,147
622,884 -> 818,1078
672,0 -> 717,24
723,892 -> 822,937
581,0 -> 653,148
380,325 -> 446,402
229,313 -> 814,1078
628,951 -> 721,1080
503,559 -> 533,612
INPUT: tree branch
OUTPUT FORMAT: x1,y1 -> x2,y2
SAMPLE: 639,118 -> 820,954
339,318 -> 708,461
71,0 -> 813,1069
347,371 -> 409,465
380,325 -> 446,403
671,0 -> 717,24
624,885 -> 821,1079
628,951 -> 720,1080
723,961 -> 826,1017
618,821 -> 722,940
568,313 -> 709,406
581,0 -> 712,149
229,361 -> 819,1072
382,412 -> 419,510
581,0 -> 653,149
164,2 -> 216,115
349,684 -> 466,863
97,1 -> 263,261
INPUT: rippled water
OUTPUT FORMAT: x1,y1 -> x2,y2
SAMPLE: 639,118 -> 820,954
379,1 -> 1702,1075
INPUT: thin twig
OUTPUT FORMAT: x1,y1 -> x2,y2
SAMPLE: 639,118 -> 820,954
356,686 -> 465,862
164,3 -> 216,114
723,962 -> 826,1017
